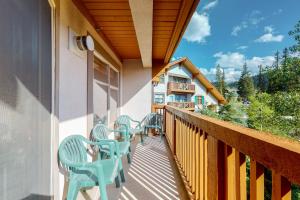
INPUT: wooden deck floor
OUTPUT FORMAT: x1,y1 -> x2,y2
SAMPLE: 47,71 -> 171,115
77,136 -> 188,200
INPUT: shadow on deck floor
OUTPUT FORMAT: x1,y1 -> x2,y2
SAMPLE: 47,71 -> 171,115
77,136 -> 188,200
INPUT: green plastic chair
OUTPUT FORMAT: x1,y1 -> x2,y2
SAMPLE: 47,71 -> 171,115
91,123 -> 131,182
114,115 -> 143,141
58,135 -> 121,200
141,113 -> 164,143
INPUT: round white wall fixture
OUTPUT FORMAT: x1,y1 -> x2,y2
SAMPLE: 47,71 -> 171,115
76,35 -> 94,51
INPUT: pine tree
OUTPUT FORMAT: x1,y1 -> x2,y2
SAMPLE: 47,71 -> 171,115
221,68 -> 227,95
288,20 -> 300,53
282,48 -> 289,66
257,65 -> 266,92
237,63 -> 255,102
274,51 -> 280,69
215,64 -> 223,94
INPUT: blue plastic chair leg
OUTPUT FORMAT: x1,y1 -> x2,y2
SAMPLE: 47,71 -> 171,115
67,181 -> 79,200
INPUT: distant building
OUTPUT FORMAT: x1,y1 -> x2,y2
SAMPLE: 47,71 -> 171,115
153,57 -> 226,111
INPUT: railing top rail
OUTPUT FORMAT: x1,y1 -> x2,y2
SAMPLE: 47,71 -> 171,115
165,105 -> 300,185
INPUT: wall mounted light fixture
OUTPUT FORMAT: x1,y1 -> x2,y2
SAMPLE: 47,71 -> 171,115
76,35 -> 94,51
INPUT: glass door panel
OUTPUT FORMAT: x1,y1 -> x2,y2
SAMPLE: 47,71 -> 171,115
93,58 -> 108,125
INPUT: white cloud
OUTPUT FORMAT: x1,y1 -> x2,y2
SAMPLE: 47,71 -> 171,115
183,12 -> 211,43
247,56 -> 275,73
231,10 -> 264,36
237,46 -> 248,50
171,56 -> 183,61
211,52 -> 275,82
290,52 -> 300,58
256,34 -> 284,42
264,26 -> 274,33
231,26 -> 242,36
201,67 -> 241,82
255,26 -> 284,43
203,0 -> 218,11
214,52 -> 245,68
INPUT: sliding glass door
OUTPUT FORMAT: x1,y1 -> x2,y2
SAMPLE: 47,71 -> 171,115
93,58 -> 109,125
93,56 -> 120,127
109,68 -> 120,125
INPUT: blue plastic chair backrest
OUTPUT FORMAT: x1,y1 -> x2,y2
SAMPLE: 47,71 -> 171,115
144,113 -> 162,127
58,135 -> 88,168
115,115 -> 131,128
92,123 -> 109,140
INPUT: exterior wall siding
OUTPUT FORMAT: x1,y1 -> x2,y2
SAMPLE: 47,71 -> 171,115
121,59 -> 152,121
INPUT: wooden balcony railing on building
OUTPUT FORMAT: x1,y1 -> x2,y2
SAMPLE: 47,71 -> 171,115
167,82 -> 195,94
167,102 -> 195,111
152,105 -> 300,200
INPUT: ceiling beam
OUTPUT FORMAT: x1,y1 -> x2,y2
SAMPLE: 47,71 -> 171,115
129,0 -> 153,68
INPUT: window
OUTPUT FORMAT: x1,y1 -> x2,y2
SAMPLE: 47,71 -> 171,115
175,94 -> 188,102
159,74 -> 165,83
195,95 -> 205,105
154,93 -> 165,104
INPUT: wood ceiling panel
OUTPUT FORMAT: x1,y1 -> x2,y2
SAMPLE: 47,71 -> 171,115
154,2 -> 181,10
90,10 -> 131,16
154,15 -> 177,22
84,2 -> 130,10
102,30 -> 136,35
76,0 -> 139,59
75,0 -> 197,63
95,21 -> 133,27
116,48 -> 140,58
93,16 -> 133,22
82,0 -> 128,2
99,27 -> 135,31
152,0 -> 182,60
153,9 -> 179,16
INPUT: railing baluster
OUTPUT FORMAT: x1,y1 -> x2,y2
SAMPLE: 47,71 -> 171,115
199,130 -> 205,200
207,135 -> 226,200
204,133 -> 208,200
236,152 -> 247,200
250,159 -> 265,200
189,125 -> 193,188
272,171 -> 291,200
192,127 -> 196,193
187,124 -> 190,183
195,128 -> 200,199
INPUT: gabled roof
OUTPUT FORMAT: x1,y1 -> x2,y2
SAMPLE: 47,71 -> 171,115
154,57 -> 227,104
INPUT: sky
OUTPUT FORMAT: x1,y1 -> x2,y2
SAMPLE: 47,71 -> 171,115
173,0 -> 300,82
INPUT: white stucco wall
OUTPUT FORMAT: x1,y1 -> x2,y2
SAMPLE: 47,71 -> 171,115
168,64 -> 192,78
121,59 -> 152,121
193,79 -> 218,105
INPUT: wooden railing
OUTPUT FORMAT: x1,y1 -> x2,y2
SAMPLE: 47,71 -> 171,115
167,82 -> 195,94
153,105 -> 300,200
167,102 -> 195,110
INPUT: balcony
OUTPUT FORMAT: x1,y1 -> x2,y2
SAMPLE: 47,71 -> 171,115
167,101 -> 195,111
167,82 -> 195,95
80,105 -> 300,199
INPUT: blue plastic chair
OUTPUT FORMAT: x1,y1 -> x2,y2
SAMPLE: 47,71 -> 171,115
91,123 -> 131,182
114,115 -> 143,140
58,135 -> 121,200
141,113 -> 163,143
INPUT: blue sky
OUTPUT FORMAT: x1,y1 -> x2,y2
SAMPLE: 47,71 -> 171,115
173,0 -> 300,82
